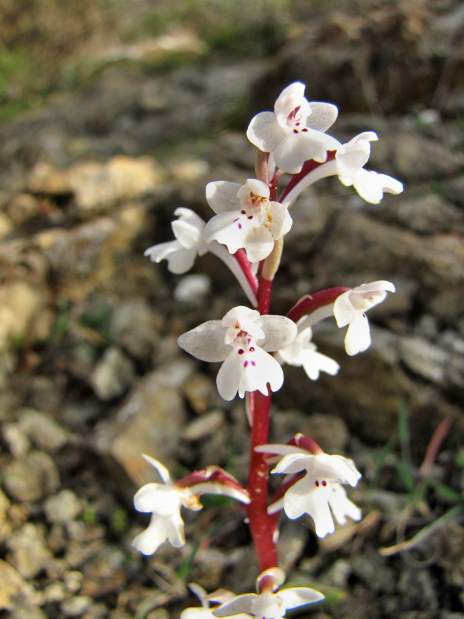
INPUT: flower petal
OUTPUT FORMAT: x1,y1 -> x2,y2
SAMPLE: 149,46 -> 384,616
328,484 -> 361,525
272,453 -> 312,475
216,351 -> 242,401
333,290 -> 356,328
246,112 -> 286,152
307,101 -> 338,132
238,347 -> 284,398
278,587 -> 325,609
213,594 -> 257,616
244,226 -> 275,262
269,202 -> 293,239
178,320 -> 230,362
260,315 -> 297,352
204,211 -> 249,255
145,240 -> 182,263
132,514 -> 172,555
165,511 -> 186,547
206,181 -> 241,214
345,313 -> 371,356
302,350 -> 340,381
172,219 -> 202,249
133,483 -> 181,515
142,454 -> 171,483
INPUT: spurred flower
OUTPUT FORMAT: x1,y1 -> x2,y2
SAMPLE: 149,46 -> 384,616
334,280 -> 396,356
335,132 -> 403,204
258,443 -> 361,538
145,208 -> 207,274
178,306 -> 297,401
132,455 -> 249,555
203,179 -> 292,263
277,320 -> 340,381
214,567 -> 324,619
247,82 -> 339,174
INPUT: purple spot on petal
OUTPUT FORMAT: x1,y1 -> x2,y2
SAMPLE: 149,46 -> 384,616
251,361 -> 256,367
244,361 -> 248,368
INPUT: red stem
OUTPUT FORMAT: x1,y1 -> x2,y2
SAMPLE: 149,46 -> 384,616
247,390 -> 278,571
287,286 -> 349,322
234,249 -> 259,298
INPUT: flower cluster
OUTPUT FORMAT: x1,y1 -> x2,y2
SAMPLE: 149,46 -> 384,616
136,81 -> 404,616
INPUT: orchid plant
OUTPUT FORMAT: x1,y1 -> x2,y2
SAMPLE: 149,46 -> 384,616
139,81 -> 403,616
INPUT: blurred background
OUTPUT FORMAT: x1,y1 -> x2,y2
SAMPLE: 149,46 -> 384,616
0,0 -> 463,617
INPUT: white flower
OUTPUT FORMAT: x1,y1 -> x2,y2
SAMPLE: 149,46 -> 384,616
246,82 -> 339,174
145,208 -> 207,274
277,320 -> 340,381
132,455 -> 194,555
132,456 -> 249,555
335,132 -> 403,204
259,445 -> 361,538
333,280 -> 396,356
181,584 -> 251,619
203,179 -> 292,263
178,306 -> 297,401
214,568 -> 324,619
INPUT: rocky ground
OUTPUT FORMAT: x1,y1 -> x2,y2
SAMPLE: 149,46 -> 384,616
0,1 -> 464,617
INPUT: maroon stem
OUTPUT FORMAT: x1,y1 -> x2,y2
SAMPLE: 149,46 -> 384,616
234,249 -> 259,298
247,390 -> 278,571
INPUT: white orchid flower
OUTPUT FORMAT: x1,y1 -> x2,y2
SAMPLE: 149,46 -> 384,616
258,444 -> 361,538
181,583 -> 251,619
133,455 -> 249,555
281,131 -> 403,207
145,207 -> 258,305
145,208 -> 207,274
277,320 -> 340,381
333,280 -> 396,356
335,132 -> 403,204
203,179 -> 292,263
214,567 -> 324,619
178,306 -> 297,401
246,82 -> 339,174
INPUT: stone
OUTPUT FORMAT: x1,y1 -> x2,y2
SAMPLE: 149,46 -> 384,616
174,274 -> 211,304
19,408 -> 68,452
0,282 -> 50,352
182,410 -> 225,442
0,489 -> 12,543
90,347 -> 135,401
2,423 -> 30,457
7,523 -> 50,578
28,162 -> 71,195
110,299 -> 161,360
399,337 -> 447,385
6,193 -> 41,225
0,560 -> 33,610
61,596 -> 92,617
96,371 -> 187,485
3,451 -> 60,503
44,490 -> 82,524
68,156 -> 163,215
183,373 -> 217,414
0,212 -> 12,238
